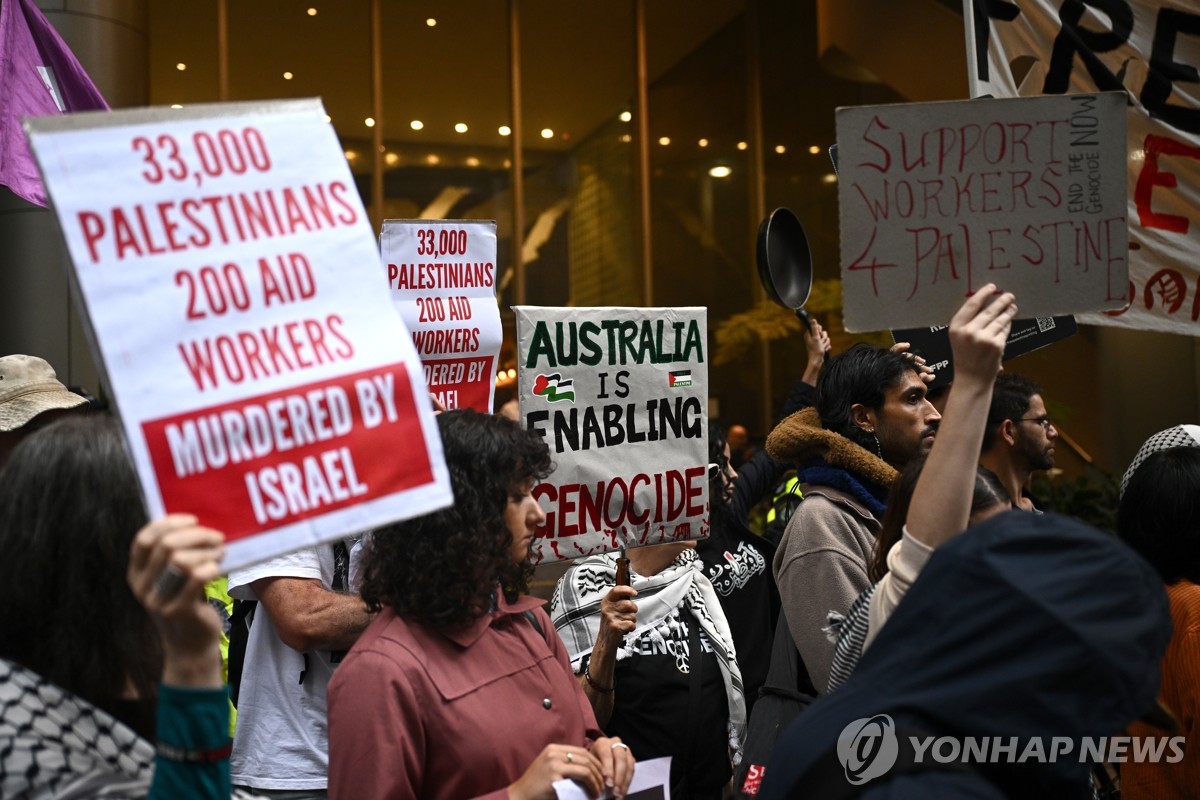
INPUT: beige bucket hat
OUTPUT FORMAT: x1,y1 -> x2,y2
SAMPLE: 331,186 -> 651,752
0,355 -> 88,432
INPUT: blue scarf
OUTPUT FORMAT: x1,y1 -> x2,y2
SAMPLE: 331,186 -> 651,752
797,457 -> 888,520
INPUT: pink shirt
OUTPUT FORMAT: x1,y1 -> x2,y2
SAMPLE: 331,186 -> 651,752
327,594 -> 601,800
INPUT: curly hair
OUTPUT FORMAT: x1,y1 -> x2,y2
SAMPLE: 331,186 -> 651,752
359,410 -> 552,630
0,416 -> 160,725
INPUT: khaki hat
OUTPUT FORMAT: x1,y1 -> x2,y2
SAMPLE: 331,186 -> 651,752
0,355 -> 88,432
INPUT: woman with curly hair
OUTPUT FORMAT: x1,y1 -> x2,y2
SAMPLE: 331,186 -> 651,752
327,410 -> 635,800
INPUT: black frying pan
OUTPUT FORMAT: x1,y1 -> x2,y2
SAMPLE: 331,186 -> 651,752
756,207 -> 815,331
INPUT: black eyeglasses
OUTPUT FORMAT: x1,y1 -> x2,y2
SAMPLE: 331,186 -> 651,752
1018,417 -> 1054,431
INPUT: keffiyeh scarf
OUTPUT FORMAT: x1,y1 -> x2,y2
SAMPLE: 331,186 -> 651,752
550,547 -> 747,764
0,658 -> 262,800
1121,424 -> 1200,496
0,657 -> 154,799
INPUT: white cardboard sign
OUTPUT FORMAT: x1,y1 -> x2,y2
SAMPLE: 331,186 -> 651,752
837,92 -> 1128,331
25,99 -> 453,570
380,219 -> 501,413
516,306 -> 709,565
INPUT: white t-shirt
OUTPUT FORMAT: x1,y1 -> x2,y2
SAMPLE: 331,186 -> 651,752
228,541 -> 353,790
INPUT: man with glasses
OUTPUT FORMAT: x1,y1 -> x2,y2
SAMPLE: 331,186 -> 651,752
979,372 -> 1058,511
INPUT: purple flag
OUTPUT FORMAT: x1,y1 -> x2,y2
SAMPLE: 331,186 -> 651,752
0,0 -> 108,207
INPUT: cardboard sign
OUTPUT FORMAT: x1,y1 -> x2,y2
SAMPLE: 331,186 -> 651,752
965,0 -> 1200,337
892,315 -> 1078,388
25,99 -> 453,570
837,92 -> 1128,331
515,307 -> 709,564
380,219 -> 502,412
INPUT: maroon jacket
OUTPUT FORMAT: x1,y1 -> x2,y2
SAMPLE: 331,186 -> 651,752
328,595 -> 601,799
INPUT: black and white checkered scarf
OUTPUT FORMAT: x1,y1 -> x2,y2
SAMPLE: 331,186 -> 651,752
0,658 -> 262,800
549,548 -> 746,764
0,657 -> 154,799
1121,424 -> 1200,496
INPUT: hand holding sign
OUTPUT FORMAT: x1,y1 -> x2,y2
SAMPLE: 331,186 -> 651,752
948,285 -> 1019,386
127,514 -> 225,688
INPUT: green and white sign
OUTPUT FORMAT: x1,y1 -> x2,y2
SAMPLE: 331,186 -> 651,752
515,306 -> 709,565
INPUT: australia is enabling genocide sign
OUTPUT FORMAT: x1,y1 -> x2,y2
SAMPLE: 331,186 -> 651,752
26,99 -> 453,569
837,92 -> 1128,331
516,307 -> 709,564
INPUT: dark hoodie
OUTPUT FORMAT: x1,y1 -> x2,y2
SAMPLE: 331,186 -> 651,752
760,510 -> 1172,799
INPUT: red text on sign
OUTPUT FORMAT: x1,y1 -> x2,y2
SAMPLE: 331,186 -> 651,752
533,466 -> 706,538
142,363 -> 432,541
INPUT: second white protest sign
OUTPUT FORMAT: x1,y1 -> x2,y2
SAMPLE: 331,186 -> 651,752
380,219 -> 502,413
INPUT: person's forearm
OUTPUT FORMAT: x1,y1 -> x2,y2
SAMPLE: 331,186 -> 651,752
257,578 -> 377,653
906,377 -> 993,547
579,631 -> 620,727
802,359 -> 822,387
161,644 -> 224,689
291,592 -> 375,651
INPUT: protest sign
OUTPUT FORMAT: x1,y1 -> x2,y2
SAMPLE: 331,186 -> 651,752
25,99 -> 452,570
515,307 -> 708,564
380,219 -> 501,412
837,92 -> 1128,331
892,315 -> 1078,388
964,0 -> 1200,337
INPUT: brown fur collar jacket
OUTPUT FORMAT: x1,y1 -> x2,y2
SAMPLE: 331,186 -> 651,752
765,407 -> 898,490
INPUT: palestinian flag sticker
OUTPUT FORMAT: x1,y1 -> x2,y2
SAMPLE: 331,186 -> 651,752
533,373 -> 575,403
668,370 -> 692,388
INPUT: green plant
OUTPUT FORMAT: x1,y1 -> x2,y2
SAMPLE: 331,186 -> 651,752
1031,465 -> 1121,534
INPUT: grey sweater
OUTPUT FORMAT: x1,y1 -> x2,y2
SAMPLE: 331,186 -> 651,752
772,486 -> 879,693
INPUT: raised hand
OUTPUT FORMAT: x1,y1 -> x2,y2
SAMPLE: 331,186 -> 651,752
802,319 -> 832,384
947,285 -> 1018,386
127,514 -> 225,688
889,341 -> 935,384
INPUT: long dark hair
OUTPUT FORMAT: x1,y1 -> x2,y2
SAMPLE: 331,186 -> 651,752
868,455 -> 1009,582
1118,447 -> 1200,585
0,416 -> 160,721
359,410 -> 552,630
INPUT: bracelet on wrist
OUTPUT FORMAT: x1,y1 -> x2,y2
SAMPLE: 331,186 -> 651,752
155,740 -> 233,763
583,664 -> 614,694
